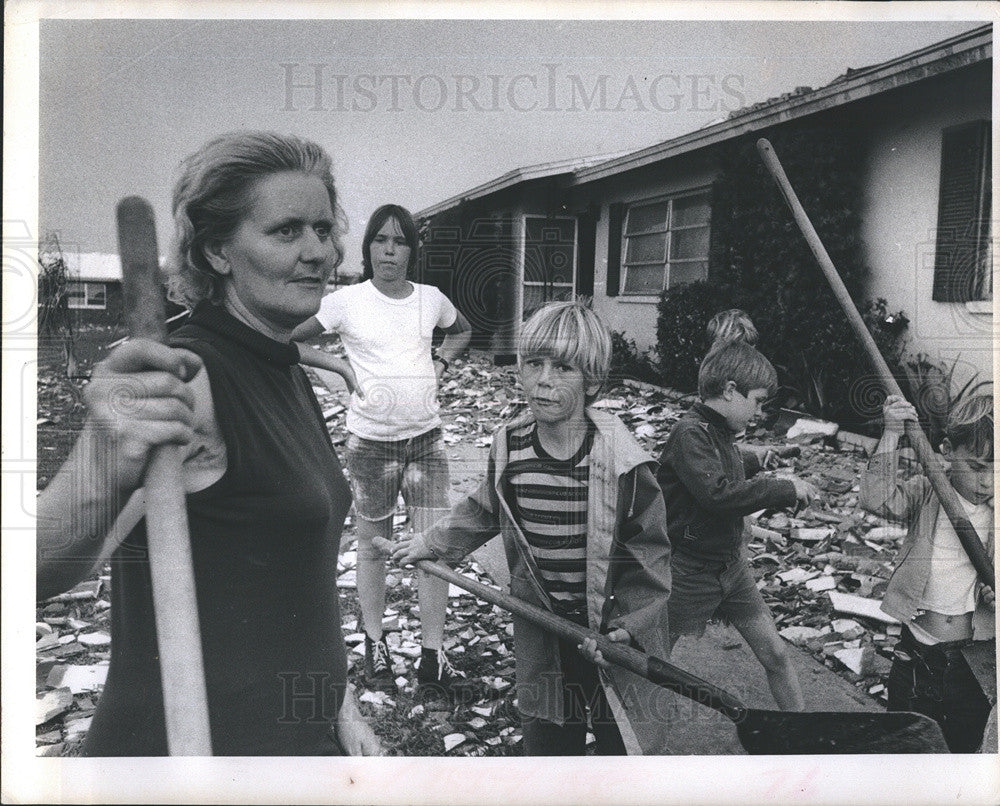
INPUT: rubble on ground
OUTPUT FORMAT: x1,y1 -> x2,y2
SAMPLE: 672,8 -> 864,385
37,352 -> 928,755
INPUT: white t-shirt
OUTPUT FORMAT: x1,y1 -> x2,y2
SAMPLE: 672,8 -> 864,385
315,280 -> 458,440
919,493 -> 994,616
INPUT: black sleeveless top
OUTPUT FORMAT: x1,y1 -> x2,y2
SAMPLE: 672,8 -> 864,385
83,303 -> 351,756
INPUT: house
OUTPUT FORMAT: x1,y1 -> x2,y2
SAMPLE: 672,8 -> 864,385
416,25 -> 993,388
46,252 -> 361,330
60,252 -> 127,327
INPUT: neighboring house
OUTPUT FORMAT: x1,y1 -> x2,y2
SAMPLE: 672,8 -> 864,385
47,251 -> 364,330
416,25 -> 993,385
61,252 -> 126,327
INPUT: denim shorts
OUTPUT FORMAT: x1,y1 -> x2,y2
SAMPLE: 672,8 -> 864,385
667,551 -> 770,639
345,427 -> 450,522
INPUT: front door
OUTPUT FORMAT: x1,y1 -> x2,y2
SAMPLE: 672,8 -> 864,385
521,216 -> 577,318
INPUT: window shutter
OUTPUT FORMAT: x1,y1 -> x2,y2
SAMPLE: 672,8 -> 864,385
606,202 -> 624,297
932,121 -> 990,302
706,179 -> 728,286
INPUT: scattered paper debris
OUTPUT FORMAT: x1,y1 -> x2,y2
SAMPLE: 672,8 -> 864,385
45,664 -> 109,694
792,527 -> 834,543
77,632 -> 111,647
834,647 -> 870,675
779,626 -> 823,645
36,688 -> 73,725
358,690 -> 395,708
777,568 -> 818,584
787,417 -> 839,441
443,733 -> 467,752
827,591 -> 899,624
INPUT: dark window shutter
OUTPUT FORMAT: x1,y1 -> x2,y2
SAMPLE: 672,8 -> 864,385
706,179 -> 728,286
932,121 -> 991,302
606,202 -> 624,297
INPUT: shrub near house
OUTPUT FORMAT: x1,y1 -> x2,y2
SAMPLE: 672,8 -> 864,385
654,129 -> 910,433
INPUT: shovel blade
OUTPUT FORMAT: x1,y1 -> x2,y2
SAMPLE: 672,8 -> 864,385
737,709 -> 949,754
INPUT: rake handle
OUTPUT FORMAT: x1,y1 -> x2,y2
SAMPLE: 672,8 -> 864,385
417,559 -> 746,721
756,138 -> 994,589
117,196 -> 212,755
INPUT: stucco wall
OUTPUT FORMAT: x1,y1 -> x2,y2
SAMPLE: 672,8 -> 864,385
857,64 -> 993,389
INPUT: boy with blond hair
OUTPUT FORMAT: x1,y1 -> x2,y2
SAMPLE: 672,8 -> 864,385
862,393 -> 994,752
657,341 -> 816,711
394,300 -> 672,755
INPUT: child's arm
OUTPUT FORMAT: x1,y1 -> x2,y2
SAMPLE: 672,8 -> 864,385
295,343 -> 363,398
661,422 -> 799,514
603,464 -> 673,650
396,444 -> 504,567
291,315 -> 325,343
738,444 -> 799,474
434,310 -> 472,381
860,395 -> 929,521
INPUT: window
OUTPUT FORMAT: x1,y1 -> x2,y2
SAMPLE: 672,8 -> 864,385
932,121 -> 992,303
620,190 -> 710,295
65,281 -> 107,309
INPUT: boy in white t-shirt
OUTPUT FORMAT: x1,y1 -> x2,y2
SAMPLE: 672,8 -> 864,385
293,205 -> 472,698
862,393 -> 994,752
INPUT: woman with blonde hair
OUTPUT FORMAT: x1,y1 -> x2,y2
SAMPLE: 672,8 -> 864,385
38,131 -> 381,756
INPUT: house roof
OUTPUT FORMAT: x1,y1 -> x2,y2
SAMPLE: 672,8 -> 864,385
60,252 -> 169,282
62,252 -> 123,282
415,151 -> 627,219
417,23 -> 991,218
574,23 -> 991,184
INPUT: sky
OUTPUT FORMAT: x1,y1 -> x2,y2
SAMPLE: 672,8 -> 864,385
36,17 -> 984,274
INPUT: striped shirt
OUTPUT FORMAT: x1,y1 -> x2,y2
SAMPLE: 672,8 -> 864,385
503,422 -> 595,622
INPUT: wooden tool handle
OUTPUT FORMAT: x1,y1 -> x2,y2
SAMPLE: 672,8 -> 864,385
756,139 -> 994,589
117,196 -> 213,755
417,559 -> 746,720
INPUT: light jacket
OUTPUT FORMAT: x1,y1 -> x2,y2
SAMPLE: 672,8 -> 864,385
425,407 -> 673,754
860,449 -> 994,639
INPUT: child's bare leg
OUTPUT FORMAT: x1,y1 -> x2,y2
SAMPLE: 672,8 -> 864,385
356,515 -> 393,641
411,506 -> 450,651
732,612 -> 805,711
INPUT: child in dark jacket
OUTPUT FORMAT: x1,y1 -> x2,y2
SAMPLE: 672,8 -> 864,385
657,341 -> 816,710
862,393 -> 994,752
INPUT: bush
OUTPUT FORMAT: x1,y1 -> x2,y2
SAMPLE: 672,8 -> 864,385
650,126 -> 912,427
654,282 -> 731,392
775,299 -> 909,433
609,330 -> 660,385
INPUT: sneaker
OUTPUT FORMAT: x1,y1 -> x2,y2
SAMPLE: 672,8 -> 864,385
417,647 -> 480,701
363,635 -> 398,693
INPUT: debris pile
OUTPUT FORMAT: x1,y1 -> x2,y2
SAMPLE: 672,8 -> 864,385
35,578 -> 112,756
37,352 -> 920,754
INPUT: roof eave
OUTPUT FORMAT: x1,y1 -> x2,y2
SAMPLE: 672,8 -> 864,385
573,25 -> 991,185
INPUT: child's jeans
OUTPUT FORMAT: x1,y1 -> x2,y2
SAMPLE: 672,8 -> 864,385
888,625 -> 990,752
520,637 -> 626,756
